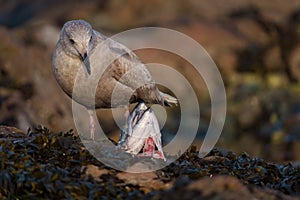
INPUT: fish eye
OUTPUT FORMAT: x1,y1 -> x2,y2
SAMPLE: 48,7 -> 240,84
69,39 -> 75,44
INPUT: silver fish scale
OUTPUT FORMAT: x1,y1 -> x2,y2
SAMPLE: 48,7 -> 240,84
117,102 -> 165,160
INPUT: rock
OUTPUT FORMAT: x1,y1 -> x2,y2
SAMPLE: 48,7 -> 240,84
83,164 -> 109,181
0,25 -> 74,132
154,175 -> 298,200
186,176 -> 256,199
264,45 -> 285,71
117,171 -> 171,193
289,44 -> 300,81
0,125 -> 27,138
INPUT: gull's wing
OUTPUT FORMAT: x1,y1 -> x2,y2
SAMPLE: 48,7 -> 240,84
94,30 -> 177,106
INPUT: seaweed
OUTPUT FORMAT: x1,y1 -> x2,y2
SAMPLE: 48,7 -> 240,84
0,126 -> 299,199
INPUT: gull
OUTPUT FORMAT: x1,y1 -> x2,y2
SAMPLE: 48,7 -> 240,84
52,20 -> 177,140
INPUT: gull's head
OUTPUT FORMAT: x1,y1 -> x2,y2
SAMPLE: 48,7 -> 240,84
61,20 -> 94,74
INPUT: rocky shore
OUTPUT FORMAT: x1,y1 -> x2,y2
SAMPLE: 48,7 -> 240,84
1,1 -> 300,199
0,125 -> 298,199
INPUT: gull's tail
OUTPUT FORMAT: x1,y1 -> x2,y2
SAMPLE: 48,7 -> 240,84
135,85 -> 178,107
159,91 -> 178,107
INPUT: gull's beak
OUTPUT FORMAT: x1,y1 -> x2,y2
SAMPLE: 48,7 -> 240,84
80,51 -> 91,75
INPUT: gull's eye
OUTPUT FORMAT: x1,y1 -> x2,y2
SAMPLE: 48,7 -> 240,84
89,35 -> 93,42
69,39 -> 75,44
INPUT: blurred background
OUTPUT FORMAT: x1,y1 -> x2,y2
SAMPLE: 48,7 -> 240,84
0,0 -> 300,163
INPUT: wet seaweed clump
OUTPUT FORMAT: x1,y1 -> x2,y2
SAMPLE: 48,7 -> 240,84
0,126 -> 144,199
158,147 -> 300,198
0,126 -> 299,199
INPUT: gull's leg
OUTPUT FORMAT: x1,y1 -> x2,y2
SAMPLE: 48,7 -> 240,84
88,109 -> 95,140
